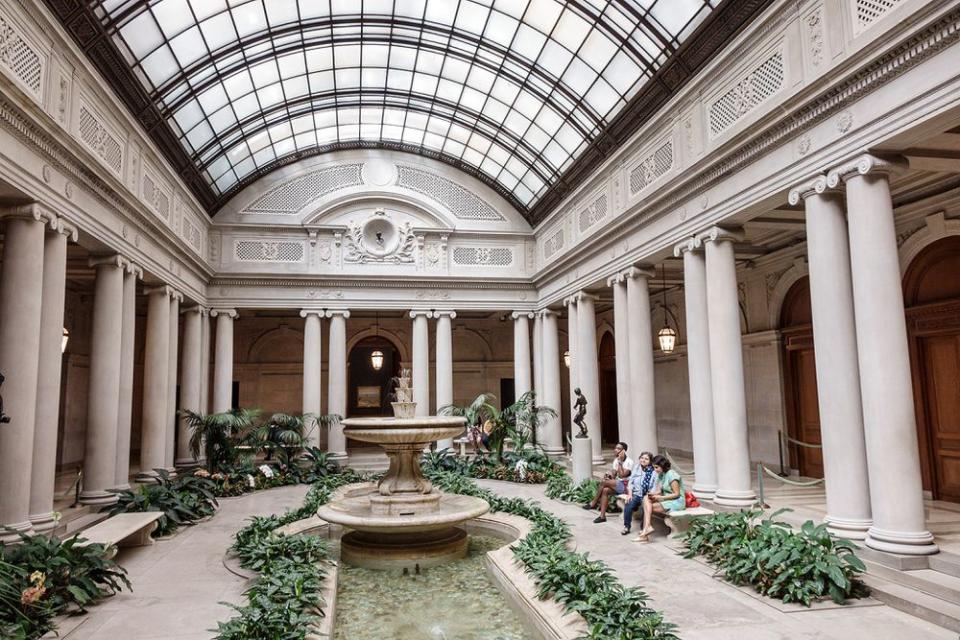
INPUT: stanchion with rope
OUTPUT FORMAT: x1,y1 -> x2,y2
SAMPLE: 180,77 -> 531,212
662,449 -> 695,476
777,430 -> 823,477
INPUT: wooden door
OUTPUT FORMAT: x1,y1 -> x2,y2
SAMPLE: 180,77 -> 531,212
917,333 -> 960,501
599,332 -> 619,445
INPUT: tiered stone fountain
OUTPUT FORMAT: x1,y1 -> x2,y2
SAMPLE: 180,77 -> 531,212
317,370 -> 489,570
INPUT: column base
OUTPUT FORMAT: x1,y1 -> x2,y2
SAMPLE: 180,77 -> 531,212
591,454 -> 605,464
713,488 -> 757,507
175,458 -> 201,470
824,515 -> 872,540
29,511 -> 59,534
0,520 -> 34,543
329,451 -> 349,466
112,483 -> 131,492
692,483 -> 718,501
136,469 -> 161,483
543,446 -> 566,458
78,489 -> 118,506
865,525 -> 938,556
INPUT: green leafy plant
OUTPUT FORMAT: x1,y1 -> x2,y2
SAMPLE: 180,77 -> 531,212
104,469 -> 219,536
682,508 -> 869,606
546,472 -> 600,504
182,408 -> 261,473
438,392 -> 498,454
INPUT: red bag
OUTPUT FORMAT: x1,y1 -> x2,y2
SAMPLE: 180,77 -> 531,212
684,491 -> 700,509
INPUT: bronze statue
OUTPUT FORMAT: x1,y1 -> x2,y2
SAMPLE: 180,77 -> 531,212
572,387 -> 588,438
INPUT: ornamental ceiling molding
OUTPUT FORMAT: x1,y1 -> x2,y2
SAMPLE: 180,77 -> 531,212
537,6 -> 960,282
208,277 -> 535,292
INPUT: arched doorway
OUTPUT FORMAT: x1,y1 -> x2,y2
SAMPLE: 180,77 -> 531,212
905,236 -> 960,501
347,335 -> 402,417
598,331 -> 619,445
780,277 -> 824,477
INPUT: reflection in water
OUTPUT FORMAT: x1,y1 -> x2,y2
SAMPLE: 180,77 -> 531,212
334,535 -> 534,640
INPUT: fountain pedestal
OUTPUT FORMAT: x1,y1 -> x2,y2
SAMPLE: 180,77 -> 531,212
316,416 -> 489,571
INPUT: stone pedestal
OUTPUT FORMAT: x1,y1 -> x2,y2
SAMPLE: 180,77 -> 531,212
572,436 -> 593,484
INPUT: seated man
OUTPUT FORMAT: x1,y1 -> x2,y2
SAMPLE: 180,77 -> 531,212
582,441 -> 633,523
620,451 -> 657,535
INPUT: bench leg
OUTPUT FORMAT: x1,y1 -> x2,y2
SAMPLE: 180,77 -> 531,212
664,517 -> 694,537
119,521 -> 158,549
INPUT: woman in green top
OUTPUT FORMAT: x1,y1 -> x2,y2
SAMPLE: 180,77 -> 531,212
635,454 -> 684,542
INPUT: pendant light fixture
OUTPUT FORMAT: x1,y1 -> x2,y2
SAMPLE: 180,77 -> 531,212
657,266 -> 677,354
370,310 -> 384,371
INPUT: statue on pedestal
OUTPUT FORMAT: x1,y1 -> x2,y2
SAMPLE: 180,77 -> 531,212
572,387 -> 588,438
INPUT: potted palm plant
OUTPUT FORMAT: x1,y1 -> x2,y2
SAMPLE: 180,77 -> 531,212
181,408 -> 260,473
438,392 -> 499,455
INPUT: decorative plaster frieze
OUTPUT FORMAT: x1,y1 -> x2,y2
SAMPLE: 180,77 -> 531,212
396,164 -> 504,221
806,8 -> 824,67
826,153 -> 907,186
342,209 -> 415,264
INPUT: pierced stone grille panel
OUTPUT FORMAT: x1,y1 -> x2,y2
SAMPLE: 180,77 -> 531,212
629,141 -> 674,195
578,194 -> 608,233
235,240 -> 304,262
709,51 -> 784,138
451,246 -> 513,266
79,106 -> 123,174
855,0 -> 903,30
0,17 -> 41,97
543,227 -> 565,260
142,173 -> 170,219
397,165 -> 505,221
242,164 -> 363,214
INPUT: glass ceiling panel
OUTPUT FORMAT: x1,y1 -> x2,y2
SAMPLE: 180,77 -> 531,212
84,0 -> 721,211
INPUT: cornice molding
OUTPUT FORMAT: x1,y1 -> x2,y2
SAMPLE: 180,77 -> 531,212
208,277 -> 535,291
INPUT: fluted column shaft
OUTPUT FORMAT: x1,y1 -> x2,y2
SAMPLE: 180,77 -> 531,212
576,293 -> 603,462
608,275 -> 632,445
211,309 -> 237,413
28,221 -> 73,531
80,257 -> 125,505
831,157 -> 936,555
0,207 -> 50,540
411,311 -> 431,417
674,240 -> 718,499
512,312 -> 533,399
176,306 -> 203,466
327,310 -> 349,460
435,310 -> 456,449
539,310 -> 564,455
301,310 -> 323,447
140,288 -> 171,478
113,264 -> 139,489
790,178 -> 872,539
165,293 -> 181,469
701,227 -> 756,506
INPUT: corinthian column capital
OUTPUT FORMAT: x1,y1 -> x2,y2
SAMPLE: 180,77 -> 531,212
827,154 -> 907,188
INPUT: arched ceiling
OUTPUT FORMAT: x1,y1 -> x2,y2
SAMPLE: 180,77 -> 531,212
50,0 -> 772,223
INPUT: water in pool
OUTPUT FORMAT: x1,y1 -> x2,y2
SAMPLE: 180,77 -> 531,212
333,535 -> 535,640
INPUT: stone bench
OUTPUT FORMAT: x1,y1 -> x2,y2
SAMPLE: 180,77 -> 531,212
73,512 -> 163,558
615,494 -> 713,536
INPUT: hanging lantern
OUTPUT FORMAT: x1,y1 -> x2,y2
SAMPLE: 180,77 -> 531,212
370,349 -> 384,371
563,350 -> 571,368
61,327 -> 70,354
658,325 -> 677,354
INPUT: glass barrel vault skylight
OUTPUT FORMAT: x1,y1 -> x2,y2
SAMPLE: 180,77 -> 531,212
89,0 -> 718,211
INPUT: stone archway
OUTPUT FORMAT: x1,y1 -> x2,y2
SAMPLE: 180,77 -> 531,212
347,335 -> 403,418
598,330 -> 619,446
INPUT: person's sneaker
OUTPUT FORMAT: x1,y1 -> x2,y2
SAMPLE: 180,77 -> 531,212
582,503 -> 594,510
621,528 -> 631,535
592,516 -> 606,523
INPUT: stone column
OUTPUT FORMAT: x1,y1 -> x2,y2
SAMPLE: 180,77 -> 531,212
165,291 -> 182,470
139,287 -> 172,479
533,312 -> 544,404
113,262 -> 140,490
211,309 -> 237,413
539,310 -> 564,456
674,239 -> 718,499
829,156 -> 936,554
607,274 -> 633,445
410,310 -> 431,416
788,177 -> 872,539
434,310 -> 456,450
576,293 -> 603,462
176,305 -> 204,467
624,268 -> 658,454
326,309 -> 349,461
199,309 -> 211,415
700,227 -> 756,506
300,309 -> 324,447
564,296 -> 578,433
80,256 -> 125,505
512,312 -> 533,400
29,215 -> 74,532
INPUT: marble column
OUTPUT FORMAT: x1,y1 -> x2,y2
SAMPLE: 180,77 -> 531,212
326,309 -> 349,461
113,262 -> 140,490
512,312 -> 533,400
29,215 -> 74,532
674,239 -> 718,499
576,293 -> 604,462
700,227 -> 756,507
624,268 -> 658,454
301,310 -> 324,447
80,256 -> 125,505
176,305 -> 204,467
165,291 -> 182,470
211,309 -> 237,413
199,309 -> 211,415
434,310 -> 456,449
789,177 -> 872,539
410,310 -> 431,417
829,156 -> 936,555
607,273 -> 633,446
139,287 -> 172,479
539,310 -> 564,456
533,312 -> 544,404
564,296 -> 578,409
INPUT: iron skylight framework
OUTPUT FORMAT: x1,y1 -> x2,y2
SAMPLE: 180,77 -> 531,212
49,0 -> 770,221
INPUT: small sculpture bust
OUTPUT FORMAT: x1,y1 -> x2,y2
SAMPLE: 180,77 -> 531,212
572,387 -> 587,438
